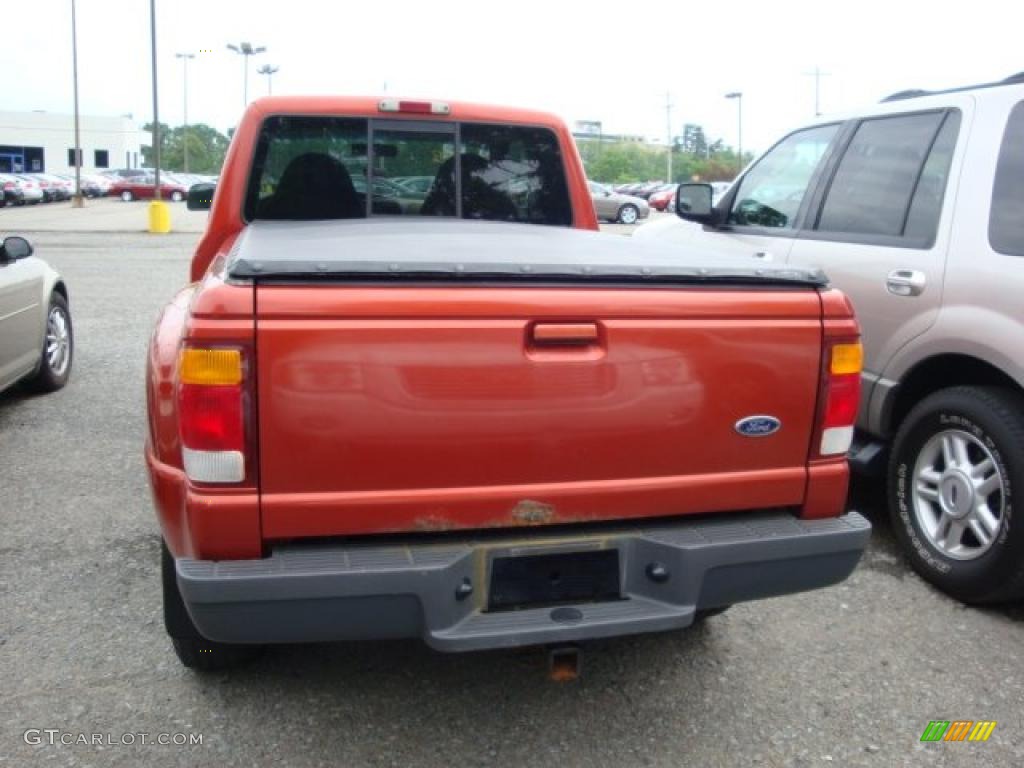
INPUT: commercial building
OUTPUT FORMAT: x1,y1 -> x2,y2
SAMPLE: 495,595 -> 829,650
0,111 -> 147,175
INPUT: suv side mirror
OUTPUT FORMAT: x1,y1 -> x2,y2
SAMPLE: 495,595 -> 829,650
1,236 -> 33,262
674,183 -> 718,225
187,182 -> 215,211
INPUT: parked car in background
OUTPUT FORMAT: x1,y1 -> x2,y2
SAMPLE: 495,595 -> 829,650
102,168 -> 150,182
638,72 -> 1024,605
392,175 -> 434,197
25,174 -> 69,202
588,180 -> 650,224
0,174 -> 26,206
648,184 -> 677,211
0,235 -> 72,395
11,175 -> 45,204
54,173 -> 106,198
108,174 -> 188,202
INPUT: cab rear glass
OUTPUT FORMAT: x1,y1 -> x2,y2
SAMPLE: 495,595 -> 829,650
244,116 -> 572,226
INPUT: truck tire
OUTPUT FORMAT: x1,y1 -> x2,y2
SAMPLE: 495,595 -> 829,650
162,541 -> 262,670
888,386 -> 1024,603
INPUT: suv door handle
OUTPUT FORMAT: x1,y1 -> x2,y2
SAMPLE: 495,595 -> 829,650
886,269 -> 927,297
753,251 -> 773,261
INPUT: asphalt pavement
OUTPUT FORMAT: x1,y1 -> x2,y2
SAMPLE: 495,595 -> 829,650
1,229 -> 1022,768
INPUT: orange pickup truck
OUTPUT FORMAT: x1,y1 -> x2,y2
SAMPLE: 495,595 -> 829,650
146,96 -> 870,670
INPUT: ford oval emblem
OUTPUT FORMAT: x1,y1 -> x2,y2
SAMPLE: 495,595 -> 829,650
735,415 -> 781,437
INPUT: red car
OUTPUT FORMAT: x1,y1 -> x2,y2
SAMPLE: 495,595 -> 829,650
648,184 -> 677,211
108,175 -> 187,202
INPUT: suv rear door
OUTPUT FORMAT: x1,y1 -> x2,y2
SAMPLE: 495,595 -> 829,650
786,97 -> 973,423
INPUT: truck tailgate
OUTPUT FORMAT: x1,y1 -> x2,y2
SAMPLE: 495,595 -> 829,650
255,285 -> 823,538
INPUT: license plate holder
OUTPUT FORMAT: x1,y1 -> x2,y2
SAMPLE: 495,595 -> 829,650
486,548 -> 621,612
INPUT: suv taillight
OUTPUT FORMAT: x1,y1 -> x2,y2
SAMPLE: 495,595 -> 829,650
814,341 -> 862,457
177,347 -> 247,483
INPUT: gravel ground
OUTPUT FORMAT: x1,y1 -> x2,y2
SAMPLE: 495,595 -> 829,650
1,231 -> 1022,767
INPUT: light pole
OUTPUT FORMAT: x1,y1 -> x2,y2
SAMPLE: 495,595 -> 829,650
175,53 -> 194,173
257,64 -> 279,96
70,0 -> 83,207
725,92 -> 743,177
227,42 -> 266,107
147,0 -> 170,232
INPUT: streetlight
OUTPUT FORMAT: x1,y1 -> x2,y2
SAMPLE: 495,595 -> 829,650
70,0 -> 83,207
227,42 -> 266,107
725,92 -> 743,177
175,53 -> 194,173
257,64 -> 279,96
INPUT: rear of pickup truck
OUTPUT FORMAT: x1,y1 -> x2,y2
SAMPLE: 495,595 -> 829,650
147,220 -> 869,662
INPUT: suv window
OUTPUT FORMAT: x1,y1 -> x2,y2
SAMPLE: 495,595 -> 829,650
728,124 -> 838,229
990,100 -> 1024,256
816,112 -> 949,240
245,117 -> 571,225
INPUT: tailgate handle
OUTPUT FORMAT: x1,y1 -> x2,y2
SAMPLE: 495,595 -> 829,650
531,323 -> 600,345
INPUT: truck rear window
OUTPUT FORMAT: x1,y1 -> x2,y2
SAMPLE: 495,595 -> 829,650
244,116 -> 572,226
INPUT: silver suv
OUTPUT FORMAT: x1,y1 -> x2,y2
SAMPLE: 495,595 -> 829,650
636,72 -> 1024,604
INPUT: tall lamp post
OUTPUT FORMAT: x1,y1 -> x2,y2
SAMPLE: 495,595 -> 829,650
227,42 -> 266,107
257,64 -> 279,96
70,0 -> 84,207
147,0 -> 170,232
175,52 -> 194,173
725,91 -> 743,177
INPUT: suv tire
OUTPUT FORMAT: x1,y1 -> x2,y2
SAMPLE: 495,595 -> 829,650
888,386 -> 1024,603
162,541 -> 263,670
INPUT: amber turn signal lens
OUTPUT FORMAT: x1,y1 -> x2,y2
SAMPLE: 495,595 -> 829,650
179,348 -> 242,386
830,342 -> 863,376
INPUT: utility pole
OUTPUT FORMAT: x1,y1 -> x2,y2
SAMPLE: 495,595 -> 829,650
803,66 -> 831,116
664,91 -> 673,182
176,53 -> 195,173
257,64 -> 279,96
70,0 -> 84,207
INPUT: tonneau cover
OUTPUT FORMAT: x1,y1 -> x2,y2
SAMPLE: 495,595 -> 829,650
227,219 -> 828,286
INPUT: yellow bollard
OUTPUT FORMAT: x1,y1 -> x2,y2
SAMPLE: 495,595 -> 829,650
148,200 -> 172,233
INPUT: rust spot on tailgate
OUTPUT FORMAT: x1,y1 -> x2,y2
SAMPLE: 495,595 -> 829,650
510,499 -> 556,525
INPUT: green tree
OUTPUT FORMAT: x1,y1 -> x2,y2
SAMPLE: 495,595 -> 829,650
142,122 -> 230,174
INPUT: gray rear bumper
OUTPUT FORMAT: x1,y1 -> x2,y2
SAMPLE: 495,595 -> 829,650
177,510 -> 870,652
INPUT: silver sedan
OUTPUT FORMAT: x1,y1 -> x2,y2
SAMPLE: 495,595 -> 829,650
588,181 -> 650,224
0,236 -> 73,395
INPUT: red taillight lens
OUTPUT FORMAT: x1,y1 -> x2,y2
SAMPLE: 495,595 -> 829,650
179,383 -> 244,451
815,340 -> 862,457
177,346 -> 247,483
823,373 -> 860,428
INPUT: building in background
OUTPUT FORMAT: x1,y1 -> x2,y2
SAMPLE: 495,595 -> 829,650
0,111 -> 147,174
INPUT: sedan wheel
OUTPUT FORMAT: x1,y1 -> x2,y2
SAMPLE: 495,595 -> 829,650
618,204 -> 639,225
171,190 -> 184,202
121,190 -> 133,202
28,293 -> 73,392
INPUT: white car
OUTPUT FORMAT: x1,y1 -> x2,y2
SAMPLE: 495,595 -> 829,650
0,236 -> 73,395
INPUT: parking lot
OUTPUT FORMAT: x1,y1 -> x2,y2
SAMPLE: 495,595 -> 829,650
1,216 -> 1022,767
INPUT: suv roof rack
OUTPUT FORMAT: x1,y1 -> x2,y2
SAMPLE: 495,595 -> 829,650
881,71 -> 1024,103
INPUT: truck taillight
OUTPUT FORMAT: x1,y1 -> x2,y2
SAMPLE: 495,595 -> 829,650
178,347 -> 247,483
816,341 -> 862,457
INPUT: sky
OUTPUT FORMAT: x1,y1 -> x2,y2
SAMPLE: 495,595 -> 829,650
2,0 -> 1022,154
